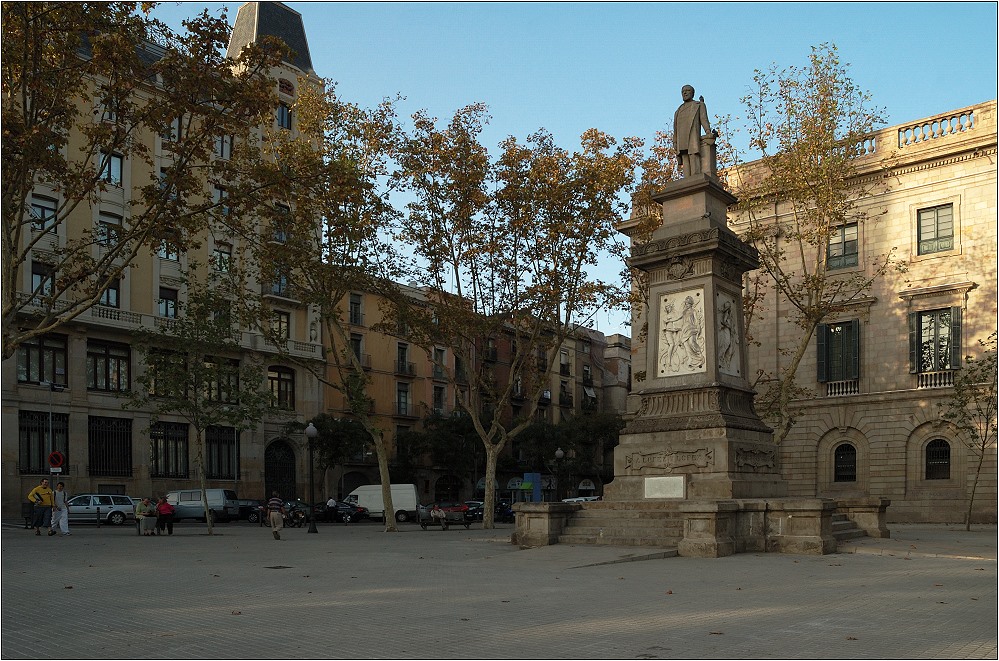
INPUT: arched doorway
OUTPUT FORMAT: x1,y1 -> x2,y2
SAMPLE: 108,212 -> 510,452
434,474 -> 461,502
265,439 -> 297,501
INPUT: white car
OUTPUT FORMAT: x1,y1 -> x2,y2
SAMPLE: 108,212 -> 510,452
67,494 -> 137,525
561,496 -> 602,503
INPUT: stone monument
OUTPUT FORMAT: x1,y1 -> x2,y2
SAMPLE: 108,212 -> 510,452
608,85 -> 786,504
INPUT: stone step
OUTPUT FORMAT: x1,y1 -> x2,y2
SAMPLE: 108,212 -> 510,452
832,527 -> 868,542
564,523 -> 684,537
571,509 -> 682,520
559,532 -> 683,548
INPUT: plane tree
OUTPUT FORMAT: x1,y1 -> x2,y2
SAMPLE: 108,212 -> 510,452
722,44 -> 905,443
392,104 -> 641,527
2,1 -> 286,359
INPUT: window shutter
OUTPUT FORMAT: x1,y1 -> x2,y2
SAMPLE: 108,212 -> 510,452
848,318 -> 860,380
908,313 -> 918,373
950,306 -> 963,369
816,324 -> 827,382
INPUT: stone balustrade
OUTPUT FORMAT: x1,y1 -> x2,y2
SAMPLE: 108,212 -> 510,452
897,107 -> 977,148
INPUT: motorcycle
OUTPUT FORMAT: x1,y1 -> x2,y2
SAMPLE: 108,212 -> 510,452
494,501 -> 515,523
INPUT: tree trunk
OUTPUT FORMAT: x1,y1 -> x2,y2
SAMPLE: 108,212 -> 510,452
197,429 -> 214,535
371,430 -> 397,532
480,445 -> 500,529
965,448 -> 985,531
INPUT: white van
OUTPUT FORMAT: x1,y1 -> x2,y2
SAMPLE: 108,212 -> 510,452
165,488 -> 239,523
344,484 -> 419,522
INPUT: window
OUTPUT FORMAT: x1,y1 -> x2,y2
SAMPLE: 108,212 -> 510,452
827,222 -> 859,269
30,195 -> 57,231
205,357 -> 240,403
817,320 -> 859,382
269,271 -> 289,297
157,241 -> 180,261
432,385 -> 446,415
99,278 -> 120,308
214,133 -> 233,160
205,426 -> 240,479
31,261 -> 55,297
147,349 -> 185,397
833,443 -> 857,482
87,416 -> 132,477
19,410 -> 69,475
16,334 -> 67,386
213,186 -> 230,216
917,204 -> 954,255
277,103 -> 292,130
396,382 -> 410,416
213,242 -> 232,272
396,343 -> 411,374
272,203 -> 290,242
909,307 -> 961,373
268,366 -> 295,410
161,115 -> 183,143
158,287 -> 178,318
97,212 -> 122,247
350,333 -> 363,360
150,422 -> 189,478
560,349 -> 571,376
349,293 -> 363,325
87,340 -> 130,391
271,311 -> 290,339
925,439 -> 951,480
582,364 -> 593,384
99,152 -> 123,186
433,347 -> 446,379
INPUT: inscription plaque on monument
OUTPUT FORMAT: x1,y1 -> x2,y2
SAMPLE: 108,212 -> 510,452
644,476 -> 686,499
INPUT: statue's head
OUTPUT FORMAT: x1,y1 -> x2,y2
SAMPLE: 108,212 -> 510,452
681,85 -> 695,101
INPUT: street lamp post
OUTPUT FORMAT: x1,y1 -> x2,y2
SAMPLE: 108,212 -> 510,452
554,447 -> 565,501
306,422 -> 319,534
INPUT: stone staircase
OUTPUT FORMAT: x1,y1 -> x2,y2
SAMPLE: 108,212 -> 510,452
557,501 -> 685,548
830,512 -> 867,543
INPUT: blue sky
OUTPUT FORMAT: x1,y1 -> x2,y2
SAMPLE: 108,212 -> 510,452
154,1 -> 998,335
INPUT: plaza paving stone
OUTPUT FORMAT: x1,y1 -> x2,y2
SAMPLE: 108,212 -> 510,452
2,519 -> 995,660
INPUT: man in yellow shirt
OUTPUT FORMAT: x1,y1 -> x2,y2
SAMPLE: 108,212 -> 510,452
26,478 -> 55,536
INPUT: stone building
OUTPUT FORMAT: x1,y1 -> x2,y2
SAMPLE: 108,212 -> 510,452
727,101 -> 997,523
3,2 -> 325,515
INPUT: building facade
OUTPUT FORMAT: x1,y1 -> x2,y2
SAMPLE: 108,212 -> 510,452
686,101 -> 995,523
3,2 -> 325,516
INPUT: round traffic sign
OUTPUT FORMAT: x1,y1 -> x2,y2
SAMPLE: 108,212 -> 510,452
48,451 -> 65,468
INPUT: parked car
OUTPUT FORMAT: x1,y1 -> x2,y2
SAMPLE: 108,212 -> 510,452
494,500 -> 515,523
464,501 -> 484,521
165,489 -> 239,523
326,500 -> 370,524
67,494 -> 136,526
236,499 -> 266,523
562,496 -> 602,502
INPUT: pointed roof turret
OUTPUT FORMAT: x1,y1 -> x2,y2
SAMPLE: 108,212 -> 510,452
227,2 -> 314,74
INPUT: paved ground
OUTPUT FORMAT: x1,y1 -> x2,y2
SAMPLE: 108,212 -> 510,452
2,518 -> 995,660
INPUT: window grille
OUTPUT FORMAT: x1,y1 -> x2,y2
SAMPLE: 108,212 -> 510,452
925,439 -> 951,480
150,422 -> 189,478
833,443 -> 857,482
19,410 -> 69,474
88,416 -> 132,477
205,426 -> 239,479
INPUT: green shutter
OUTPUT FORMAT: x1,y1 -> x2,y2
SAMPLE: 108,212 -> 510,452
816,324 -> 827,382
950,306 -> 963,369
848,319 -> 860,380
908,313 -> 918,373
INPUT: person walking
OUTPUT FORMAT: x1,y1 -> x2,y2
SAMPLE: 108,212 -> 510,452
155,496 -> 175,536
49,481 -> 71,536
26,478 -> 55,536
325,496 -> 337,523
136,497 -> 157,536
267,491 -> 285,540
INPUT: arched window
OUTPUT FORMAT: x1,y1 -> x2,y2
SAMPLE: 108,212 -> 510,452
833,443 -> 857,482
925,439 -> 951,480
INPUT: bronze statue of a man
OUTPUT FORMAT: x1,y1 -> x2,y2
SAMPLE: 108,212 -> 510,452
673,84 -> 712,177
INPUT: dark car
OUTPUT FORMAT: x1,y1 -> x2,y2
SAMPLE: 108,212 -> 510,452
236,499 -> 266,523
325,500 -> 370,524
